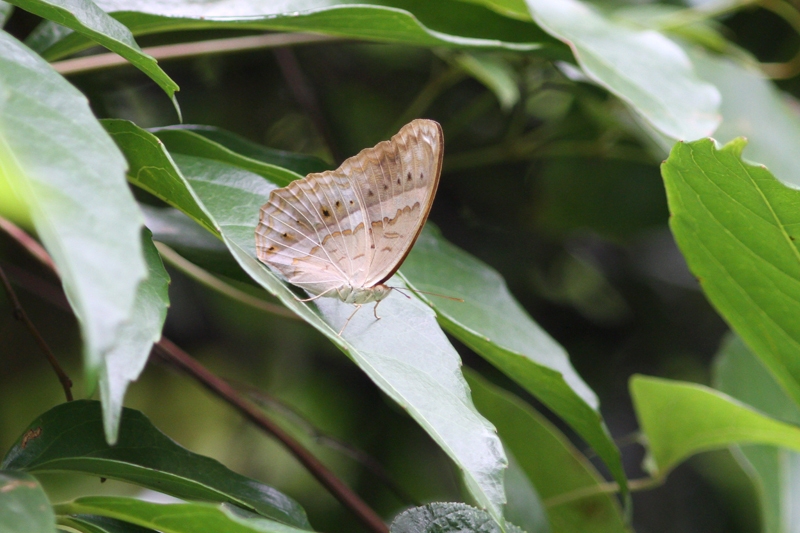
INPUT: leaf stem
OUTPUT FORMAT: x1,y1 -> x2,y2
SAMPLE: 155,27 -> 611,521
543,476 -> 662,508
154,243 -> 299,321
0,217 -> 72,401
0,263 -> 73,401
51,33 -> 340,76
153,338 -> 390,533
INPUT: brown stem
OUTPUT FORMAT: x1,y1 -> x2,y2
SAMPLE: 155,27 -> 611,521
0,217 -> 58,274
232,379 -> 419,507
274,47 -> 340,163
153,338 -> 389,533
0,263 -> 73,401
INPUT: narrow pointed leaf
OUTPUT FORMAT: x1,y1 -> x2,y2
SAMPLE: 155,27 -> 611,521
1,401 -> 311,530
150,126 -> 329,176
33,1 -> 551,61
7,0 -> 179,109
630,375 -> 800,477
98,229 -> 170,444
0,31 -> 146,384
468,371 -> 626,533
55,498 -> 311,533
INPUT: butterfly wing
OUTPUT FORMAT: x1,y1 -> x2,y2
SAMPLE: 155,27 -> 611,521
256,119 -> 443,296
256,163 -> 372,297
335,119 -> 443,287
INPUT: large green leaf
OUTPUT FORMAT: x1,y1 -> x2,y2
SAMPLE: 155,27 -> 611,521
34,1 -> 552,61
630,376 -> 800,477
713,335 -> 800,533
662,138 -> 800,407
98,229 -> 170,444
55,498 -> 311,533
684,45 -> 800,189
467,371 -> 626,533
522,0 -> 720,140
0,471 -> 56,533
150,126 -> 329,177
6,0 -> 178,109
60,515 -> 157,533
1,401 -> 311,530
0,31 -> 146,385
105,120 -> 508,525
401,227 -> 627,502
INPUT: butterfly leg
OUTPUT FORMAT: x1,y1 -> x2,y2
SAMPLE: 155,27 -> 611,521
338,304 -> 362,336
295,287 -> 336,302
373,299 -> 383,320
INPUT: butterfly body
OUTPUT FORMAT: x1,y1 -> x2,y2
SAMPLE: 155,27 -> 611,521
255,119 -> 443,332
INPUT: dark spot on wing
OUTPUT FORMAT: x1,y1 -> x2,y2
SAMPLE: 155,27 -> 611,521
322,207 -> 331,217
396,178 -> 401,185
420,172 -> 424,181
335,201 -> 341,208
367,190 -> 374,197
407,172 -> 412,181
268,246 -> 276,251
350,200 -> 355,205
370,244 -> 375,249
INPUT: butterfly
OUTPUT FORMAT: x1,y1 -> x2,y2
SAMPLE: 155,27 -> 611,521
255,119 -> 444,335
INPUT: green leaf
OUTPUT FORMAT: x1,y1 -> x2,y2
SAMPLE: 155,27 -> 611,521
713,334 -> 800,533
34,1 -> 551,61
684,45 -> 800,189
401,226 -> 628,502
150,125 -> 329,176
6,0 -> 179,111
0,471 -> 56,533
661,138 -> 800,407
630,375 -> 800,477
55,498 -> 311,533
0,31 -> 146,385
102,119 -> 219,236
452,52 -> 520,110
60,515 -> 157,533
150,127 -> 303,187
98,229 -> 170,444
1,401 -> 311,530
467,371 -> 626,533
107,121 -> 509,525
523,0 -> 720,140
391,502 -> 524,533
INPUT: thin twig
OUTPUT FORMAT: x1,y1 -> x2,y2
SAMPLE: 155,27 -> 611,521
0,217 -> 58,274
0,264 -> 73,401
153,338 -> 389,533
232,379 -> 419,507
274,47 -> 340,162
155,243 -> 299,321
543,476 -> 662,508
52,33 -> 341,76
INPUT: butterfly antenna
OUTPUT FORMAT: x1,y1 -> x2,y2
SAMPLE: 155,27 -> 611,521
389,286 -> 464,302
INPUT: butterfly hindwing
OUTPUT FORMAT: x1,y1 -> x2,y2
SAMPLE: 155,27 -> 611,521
256,119 -> 443,298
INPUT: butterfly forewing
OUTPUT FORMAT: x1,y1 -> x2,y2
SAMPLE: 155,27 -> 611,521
343,119 -> 443,286
255,119 -> 442,297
